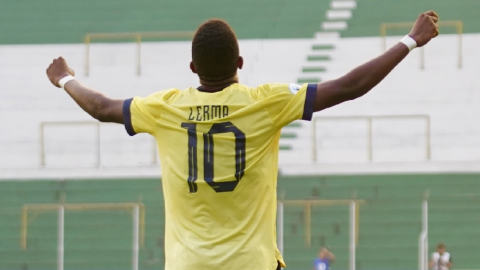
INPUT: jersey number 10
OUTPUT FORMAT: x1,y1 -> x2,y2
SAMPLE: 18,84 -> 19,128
181,122 -> 246,193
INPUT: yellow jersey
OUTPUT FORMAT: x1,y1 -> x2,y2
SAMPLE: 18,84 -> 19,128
123,83 -> 316,270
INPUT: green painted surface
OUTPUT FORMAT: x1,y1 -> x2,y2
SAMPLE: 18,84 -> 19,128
297,77 -> 321,84
302,67 -> 326,73
279,145 -> 293,151
284,122 -> 302,128
280,133 -> 297,139
312,44 -> 335,50
343,0 -> 480,37
0,0 -> 330,45
1,1 -> 479,44
1,174 -> 480,269
307,55 -> 331,61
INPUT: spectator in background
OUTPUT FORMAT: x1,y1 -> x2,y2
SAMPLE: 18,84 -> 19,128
429,243 -> 453,270
313,247 -> 336,270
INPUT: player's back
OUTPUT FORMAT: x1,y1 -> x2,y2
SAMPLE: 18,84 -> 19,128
124,83 -> 316,270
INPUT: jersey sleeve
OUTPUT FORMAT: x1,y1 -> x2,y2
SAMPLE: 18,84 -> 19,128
123,90 -> 174,136
259,83 -> 317,128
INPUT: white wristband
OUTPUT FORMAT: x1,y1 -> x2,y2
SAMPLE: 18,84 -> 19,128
58,75 -> 75,89
400,35 -> 417,52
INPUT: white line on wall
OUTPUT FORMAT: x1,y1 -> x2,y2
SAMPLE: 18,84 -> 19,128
331,0 -> 357,10
327,10 -> 353,20
322,21 -> 348,31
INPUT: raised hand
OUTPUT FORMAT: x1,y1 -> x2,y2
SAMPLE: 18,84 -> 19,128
409,10 -> 440,47
46,57 -> 75,88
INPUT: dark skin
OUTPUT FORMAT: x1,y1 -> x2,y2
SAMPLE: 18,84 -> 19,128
46,11 -> 439,124
190,57 -> 244,90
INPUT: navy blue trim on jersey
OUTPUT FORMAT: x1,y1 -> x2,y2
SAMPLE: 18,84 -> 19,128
302,84 -> 317,121
123,98 -> 136,136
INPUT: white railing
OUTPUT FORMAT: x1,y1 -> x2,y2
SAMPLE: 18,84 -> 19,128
277,199 -> 364,270
381,21 -> 463,69
39,121 -> 157,167
276,201 -> 284,256
40,121 -> 101,167
21,203 -> 145,270
312,115 -> 431,162
349,199 -> 357,270
84,31 -> 195,76
418,191 -> 430,270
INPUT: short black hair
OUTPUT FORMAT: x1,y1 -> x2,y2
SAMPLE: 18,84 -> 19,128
192,19 -> 239,82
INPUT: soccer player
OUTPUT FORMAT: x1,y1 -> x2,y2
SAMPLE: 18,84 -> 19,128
313,247 -> 336,270
46,11 -> 439,270
429,243 -> 453,270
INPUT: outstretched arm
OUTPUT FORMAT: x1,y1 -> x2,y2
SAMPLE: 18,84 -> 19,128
313,11 -> 439,112
46,57 -> 124,123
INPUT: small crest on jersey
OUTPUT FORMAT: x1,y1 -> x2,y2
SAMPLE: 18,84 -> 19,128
289,84 -> 301,94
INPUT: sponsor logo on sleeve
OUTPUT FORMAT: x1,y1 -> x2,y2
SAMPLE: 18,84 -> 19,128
289,84 -> 301,94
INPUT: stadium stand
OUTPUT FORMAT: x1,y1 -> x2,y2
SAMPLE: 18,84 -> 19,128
2,33 -> 480,168
2,0 -> 480,270
342,0 -> 480,37
1,175 -> 479,270
0,0 -> 331,44
279,175 -> 480,270
0,39 -> 315,169
2,0 -> 480,169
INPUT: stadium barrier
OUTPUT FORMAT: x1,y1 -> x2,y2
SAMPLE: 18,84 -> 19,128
311,115 -> 431,162
21,202 -> 145,270
277,199 -> 365,270
380,21 -> 463,69
40,121 -> 100,167
84,31 -> 195,76
419,190 -> 430,270
39,121 -> 157,167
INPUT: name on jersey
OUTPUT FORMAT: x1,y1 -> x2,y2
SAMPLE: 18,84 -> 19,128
189,105 -> 229,121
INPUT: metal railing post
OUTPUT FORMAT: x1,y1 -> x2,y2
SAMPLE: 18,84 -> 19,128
85,35 -> 90,76
381,21 -> 462,69
277,201 -> 284,255
136,34 -> 142,76
152,137 -> 158,165
425,116 -> 431,160
40,123 -> 45,167
349,200 -> 356,270
304,203 -> 311,247
418,190 -> 430,270
40,121 -> 102,167
381,24 -> 387,52
367,117 -> 373,161
96,123 -> 101,168
312,118 -> 317,162
132,205 -> 140,270
57,205 -> 65,270
458,21 -> 463,68
312,115 -> 431,163
21,206 -> 28,249
420,47 -> 425,70
84,31 -> 195,76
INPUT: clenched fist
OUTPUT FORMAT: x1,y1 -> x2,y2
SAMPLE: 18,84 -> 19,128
46,57 -> 75,88
409,11 -> 440,47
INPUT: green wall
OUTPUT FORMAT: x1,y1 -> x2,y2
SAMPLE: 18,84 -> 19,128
1,0 -> 479,45
0,0 -> 329,45
1,174 -> 479,270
